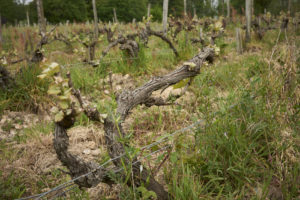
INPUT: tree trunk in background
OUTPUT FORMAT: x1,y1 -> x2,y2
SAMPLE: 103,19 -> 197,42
92,0 -> 98,39
184,0 -> 187,16
227,0 -> 230,21
251,0 -> 254,16
246,0 -> 251,42
113,8 -> 118,23
26,10 -> 30,26
0,14 -> 2,46
162,0 -> 169,35
222,0 -> 225,16
147,3 -> 151,18
288,0 -> 292,14
36,0 -> 46,34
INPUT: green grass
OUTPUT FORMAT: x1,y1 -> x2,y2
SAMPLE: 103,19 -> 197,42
0,171 -> 26,199
14,121 -> 54,143
165,49 -> 299,199
0,64 -> 50,113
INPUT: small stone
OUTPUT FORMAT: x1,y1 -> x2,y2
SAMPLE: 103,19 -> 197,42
0,117 -> 7,124
88,141 -> 97,149
33,118 -> 39,124
124,74 -> 130,79
115,85 -> 122,90
10,129 -> 17,136
15,124 -> 22,130
91,149 -> 101,156
42,188 -> 50,192
104,90 -> 110,95
43,115 -> 51,121
83,149 -> 91,155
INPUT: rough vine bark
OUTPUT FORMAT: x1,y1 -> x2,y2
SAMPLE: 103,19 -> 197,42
99,35 -> 139,62
145,24 -> 179,57
31,26 -> 57,63
0,65 -> 13,90
98,22 -> 179,62
54,33 -> 73,50
53,48 -> 215,199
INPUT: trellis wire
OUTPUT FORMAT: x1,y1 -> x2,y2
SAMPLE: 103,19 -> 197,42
48,185 -> 77,200
60,49 -> 174,68
16,118 -> 202,200
17,102 -> 240,200
50,145 -> 172,200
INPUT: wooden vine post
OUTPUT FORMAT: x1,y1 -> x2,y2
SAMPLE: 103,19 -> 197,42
163,0 -> 169,35
245,0 -> 251,42
89,0 -> 98,62
92,0 -> 99,39
183,0 -> 188,46
36,0 -> 46,35
236,28 -> 243,54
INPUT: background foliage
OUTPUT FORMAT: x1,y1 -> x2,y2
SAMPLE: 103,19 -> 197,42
1,0 -> 300,25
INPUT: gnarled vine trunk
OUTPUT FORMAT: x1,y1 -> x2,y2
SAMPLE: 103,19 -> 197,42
53,48 -> 215,199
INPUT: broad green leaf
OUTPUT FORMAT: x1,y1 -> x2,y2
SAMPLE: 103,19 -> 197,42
50,106 -> 59,114
55,111 -> 64,122
173,78 -> 190,89
37,74 -> 47,79
66,109 -> 72,115
137,186 -> 157,200
183,62 -> 196,68
41,62 -> 60,77
48,62 -> 60,74
58,100 -> 69,110
62,79 -> 69,88
100,114 -> 108,119
54,76 -> 64,84
214,46 -> 220,55
58,95 -> 69,101
48,85 -> 61,95
214,21 -> 223,32
63,88 -> 72,98
100,113 -> 108,123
